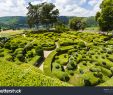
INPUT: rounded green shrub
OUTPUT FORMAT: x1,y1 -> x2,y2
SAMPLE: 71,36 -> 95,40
11,43 -> 18,51
53,71 -> 70,82
56,48 -> 61,52
90,67 -> 101,72
0,49 -> 4,53
0,53 -> 4,57
35,46 -> 44,57
4,42 -> 11,49
110,67 -> 113,73
67,62 -> 77,70
78,42 -> 86,47
93,72 -> 103,78
55,56 -> 59,59
102,61 -> 106,66
26,51 -> 34,58
84,77 -> 91,86
14,48 -> 24,55
69,71 -> 74,76
79,69 -> 84,74
52,62 -> 63,71
16,54 -> 24,62
107,50 -> 112,54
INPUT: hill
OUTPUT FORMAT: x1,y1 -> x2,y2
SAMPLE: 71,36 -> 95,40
0,16 -> 28,30
0,16 -> 98,30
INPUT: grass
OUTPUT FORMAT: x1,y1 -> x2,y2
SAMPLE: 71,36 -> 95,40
0,30 -> 24,37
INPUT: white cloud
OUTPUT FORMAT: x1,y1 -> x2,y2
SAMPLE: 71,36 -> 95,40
0,0 -> 103,17
87,0 -> 103,16
88,0 -> 98,6
49,0 -> 102,17
0,0 -> 27,17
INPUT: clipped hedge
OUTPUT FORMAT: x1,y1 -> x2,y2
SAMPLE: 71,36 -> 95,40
29,56 -> 42,66
99,77 -> 113,86
43,45 -> 56,50
0,60 -> 71,86
43,50 -> 57,76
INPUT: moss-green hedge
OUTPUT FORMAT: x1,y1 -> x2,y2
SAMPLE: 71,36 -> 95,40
0,60 -> 71,86
99,77 -> 113,86
43,50 -> 57,76
29,56 -> 42,66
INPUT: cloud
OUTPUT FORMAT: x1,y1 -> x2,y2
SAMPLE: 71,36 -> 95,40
88,0 -> 98,6
0,0 -> 103,17
88,0 -> 103,16
0,0 -> 27,17
54,0 -> 103,17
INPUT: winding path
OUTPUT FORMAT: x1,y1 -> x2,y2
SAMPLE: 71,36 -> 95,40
39,42 -> 59,71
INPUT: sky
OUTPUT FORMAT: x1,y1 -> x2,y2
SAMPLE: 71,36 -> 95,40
0,0 -> 103,17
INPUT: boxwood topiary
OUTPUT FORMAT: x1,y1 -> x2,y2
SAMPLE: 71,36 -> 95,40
11,43 -> 18,51
4,42 -> 11,49
53,71 -> 70,82
35,46 -> 44,57
0,53 -> 4,57
16,54 -> 24,62
67,61 -> 77,70
84,77 -> 91,86
93,72 -> 103,78
78,41 -> 86,48
90,67 -> 101,72
110,67 -> 113,73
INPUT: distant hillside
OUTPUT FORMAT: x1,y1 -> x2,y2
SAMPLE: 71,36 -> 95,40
59,16 -> 98,27
0,16 -> 28,30
0,16 -> 98,30
58,16 -> 74,25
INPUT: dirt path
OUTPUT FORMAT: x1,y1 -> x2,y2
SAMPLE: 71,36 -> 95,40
39,42 -> 59,71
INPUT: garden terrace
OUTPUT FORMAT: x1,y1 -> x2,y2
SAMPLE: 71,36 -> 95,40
0,30 -> 113,86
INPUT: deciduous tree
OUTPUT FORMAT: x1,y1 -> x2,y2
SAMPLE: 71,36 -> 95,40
96,0 -> 113,34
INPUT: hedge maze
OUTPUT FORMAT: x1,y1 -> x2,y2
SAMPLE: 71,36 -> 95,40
0,31 -> 113,86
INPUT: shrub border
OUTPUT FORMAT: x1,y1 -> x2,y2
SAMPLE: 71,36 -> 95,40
43,50 -> 57,76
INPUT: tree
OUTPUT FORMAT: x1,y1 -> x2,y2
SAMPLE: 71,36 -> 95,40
96,0 -> 113,33
27,2 -> 42,28
27,2 -> 59,30
40,3 -> 59,29
69,17 -> 86,31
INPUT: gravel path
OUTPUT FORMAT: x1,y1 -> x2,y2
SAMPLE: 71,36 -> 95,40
39,42 -> 59,71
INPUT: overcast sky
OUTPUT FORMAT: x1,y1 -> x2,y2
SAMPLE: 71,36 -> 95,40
0,0 -> 103,17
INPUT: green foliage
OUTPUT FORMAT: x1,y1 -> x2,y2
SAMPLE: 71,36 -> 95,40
52,62 -> 63,71
90,67 -> 101,72
99,77 -> 113,86
0,16 -> 27,29
29,56 -> 41,65
53,71 -> 70,82
78,41 -> 86,47
101,67 -> 112,77
1,31 -> 113,86
55,54 -> 68,65
35,46 -> 44,57
67,61 -> 77,70
69,17 -> 86,30
96,0 -> 113,32
43,51 -> 57,76
84,16 -> 98,27
0,60 -> 71,86
55,23 -> 69,32
27,2 -> 59,29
